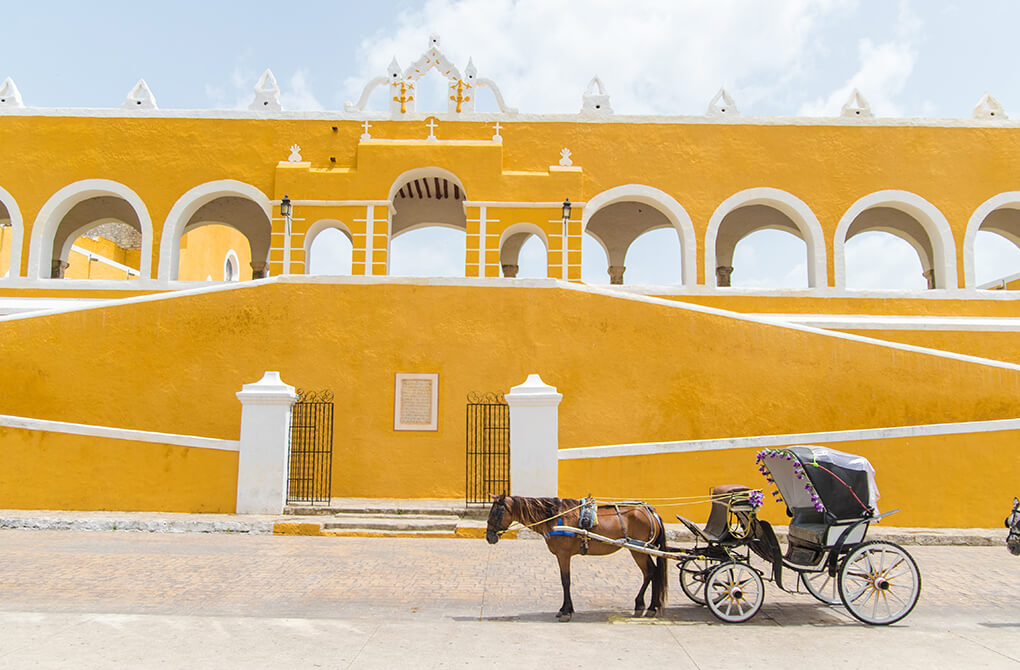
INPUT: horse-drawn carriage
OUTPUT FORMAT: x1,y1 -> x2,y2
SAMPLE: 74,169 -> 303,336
486,445 -> 922,625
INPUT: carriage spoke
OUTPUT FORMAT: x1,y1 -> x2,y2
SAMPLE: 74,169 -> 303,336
839,541 -> 921,625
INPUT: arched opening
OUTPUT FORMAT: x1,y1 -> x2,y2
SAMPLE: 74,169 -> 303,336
585,201 -> 684,285
29,180 -> 153,280
49,197 -> 143,279
388,169 -> 467,277
499,223 -> 548,278
583,185 -> 696,286
178,224 -> 253,281
730,229 -> 808,288
0,197 -> 13,277
307,227 -> 354,275
964,198 -> 1020,287
844,207 -> 936,289
844,231 -> 926,290
623,228 -> 684,285
835,191 -> 955,290
177,197 -> 271,280
581,233 -> 610,285
158,181 -> 271,281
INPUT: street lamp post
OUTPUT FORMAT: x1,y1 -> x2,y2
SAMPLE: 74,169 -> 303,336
561,198 -> 572,280
280,195 -> 292,275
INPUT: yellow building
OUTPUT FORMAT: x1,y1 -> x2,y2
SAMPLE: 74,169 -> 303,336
0,38 -> 1016,526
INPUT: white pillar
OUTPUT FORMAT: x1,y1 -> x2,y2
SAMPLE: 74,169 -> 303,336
235,371 -> 298,514
505,373 -> 562,497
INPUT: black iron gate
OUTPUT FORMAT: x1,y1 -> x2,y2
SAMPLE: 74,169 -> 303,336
466,392 -> 510,504
287,389 -> 334,505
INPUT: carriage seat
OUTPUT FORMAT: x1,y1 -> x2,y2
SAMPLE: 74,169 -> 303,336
676,484 -> 751,544
787,509 -> 826,547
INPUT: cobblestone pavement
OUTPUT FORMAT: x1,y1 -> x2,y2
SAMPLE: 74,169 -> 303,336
0,530 -> 1018,668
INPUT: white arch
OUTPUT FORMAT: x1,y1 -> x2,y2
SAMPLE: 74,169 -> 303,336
28,179 -> 153,279
835,190 -> 957,289
304,219 -> 354,274
498,222 -> 549,249
963,192 -> 1020,288
158,180 -> 271,281
582,185 -> 696,286
0,185 -> 24,278
391,221 -> 468,238
705,187 -> 827,288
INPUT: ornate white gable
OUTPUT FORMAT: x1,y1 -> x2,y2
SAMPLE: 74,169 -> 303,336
706,88 -> 738,117
841,89 -> 873,119
122,79 -> 157,110
0,77 -> 24,108
345,34 -> 517,116
249,69 -> 282,112
973,93 -> 1007,120
581,76 -> 612,115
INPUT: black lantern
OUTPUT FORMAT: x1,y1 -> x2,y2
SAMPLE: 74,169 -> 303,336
280,195 -> 292,217
561,198 -> 572,224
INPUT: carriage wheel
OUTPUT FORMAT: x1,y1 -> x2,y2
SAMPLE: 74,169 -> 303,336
678,557 -> 713,605
705,562 -> 764,623
838,541 -> 921,625
801,568 -> 841,605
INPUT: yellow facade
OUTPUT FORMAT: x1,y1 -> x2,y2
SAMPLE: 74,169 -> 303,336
0,86 -> 1017,524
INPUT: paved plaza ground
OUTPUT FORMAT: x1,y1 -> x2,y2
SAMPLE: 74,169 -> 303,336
0,530 -> 1017,668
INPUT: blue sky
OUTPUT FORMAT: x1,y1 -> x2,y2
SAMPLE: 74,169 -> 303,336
3,0 -> 1019,286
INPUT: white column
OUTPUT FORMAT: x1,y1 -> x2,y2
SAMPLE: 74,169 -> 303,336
235,371 -> 298,514
505,373 -> 562,497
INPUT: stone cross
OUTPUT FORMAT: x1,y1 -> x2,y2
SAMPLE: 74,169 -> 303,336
360,121 -> 372,141
426,117 -> 438,140
492,121 -> 502,142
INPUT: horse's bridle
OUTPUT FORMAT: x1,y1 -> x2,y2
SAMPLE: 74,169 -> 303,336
488,497 -> 510,537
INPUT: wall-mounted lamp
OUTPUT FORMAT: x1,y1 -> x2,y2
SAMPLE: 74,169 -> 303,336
280,195 -> 292,218
561,198 -> 572,225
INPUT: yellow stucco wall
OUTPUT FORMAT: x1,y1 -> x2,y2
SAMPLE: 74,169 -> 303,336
179,223 -> 253,281
65,236 -> 140,280
0,425 -> 237,512
662,294 -> 1019,317
0,279 -> 1015,509
1,116 -> 1019,284
834,329 -> 1020,364
559,429 -> 1019,528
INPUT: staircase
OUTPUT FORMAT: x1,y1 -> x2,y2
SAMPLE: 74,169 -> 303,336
278,500 -> 490,538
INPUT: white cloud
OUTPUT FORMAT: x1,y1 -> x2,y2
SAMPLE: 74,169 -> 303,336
344,0 -> 857,115
281,70 -> 324,112
389,228 -> 467,277
844,231 -> 926,289
799,0 -> 920,117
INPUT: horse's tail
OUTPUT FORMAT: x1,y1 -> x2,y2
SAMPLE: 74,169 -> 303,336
650,512 -> 668,613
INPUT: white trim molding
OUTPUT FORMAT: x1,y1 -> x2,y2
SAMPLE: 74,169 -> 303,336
582,184 -> 697,286
0,413 -> 239,452
158,180 -> 272,281
0,185 -> 24,277
705,187 -> 827,288
27,179 -> 154,280
835,190 -> 957,289
964,192 -> 1020,288
560,418 -> 1020,460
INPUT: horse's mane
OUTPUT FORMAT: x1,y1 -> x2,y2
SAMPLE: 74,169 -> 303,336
511,496 -> 580,526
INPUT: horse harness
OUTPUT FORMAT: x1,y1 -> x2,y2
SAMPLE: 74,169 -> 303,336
549,499 -> 660,555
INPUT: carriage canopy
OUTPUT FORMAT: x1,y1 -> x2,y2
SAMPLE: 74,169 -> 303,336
756,446 -> 879,519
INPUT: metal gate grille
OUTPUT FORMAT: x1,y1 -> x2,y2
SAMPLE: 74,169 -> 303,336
466,392 -> 509,504
287,389 -> 334,505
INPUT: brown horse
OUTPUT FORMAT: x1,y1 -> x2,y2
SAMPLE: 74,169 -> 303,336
486,494 -> 668,622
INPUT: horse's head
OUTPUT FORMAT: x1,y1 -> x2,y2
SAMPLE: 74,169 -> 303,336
486,493 -> 510,545
1006,498 -> 1020,556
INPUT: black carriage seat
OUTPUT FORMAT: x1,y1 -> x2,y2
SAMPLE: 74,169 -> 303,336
787,508 -> 826,547
676,484 -> 751,545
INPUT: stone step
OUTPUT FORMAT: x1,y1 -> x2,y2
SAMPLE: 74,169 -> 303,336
321,515 -> 460,533
285,505 -> 470,517
321,528 -> 459,538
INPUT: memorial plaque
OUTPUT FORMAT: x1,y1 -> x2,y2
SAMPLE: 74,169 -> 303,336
394,373 -> 439,431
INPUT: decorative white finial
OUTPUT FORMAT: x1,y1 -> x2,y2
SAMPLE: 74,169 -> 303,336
492,121 -> 502,143
0,77 -> 25,107
425,116 -> 439,141
706,88 -> 738,117
559,148 -> 573,167
360,120 -> 372,140
581,75 -> 613,114
973,93 -> 1007,120
841,89 -> 873,118
387,58 -> 402,81
122,79 -> 157,110
465,58 -> 477,82
429,33 -> 441,50
249,69 -> 282,112
287,144 -> 302,162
